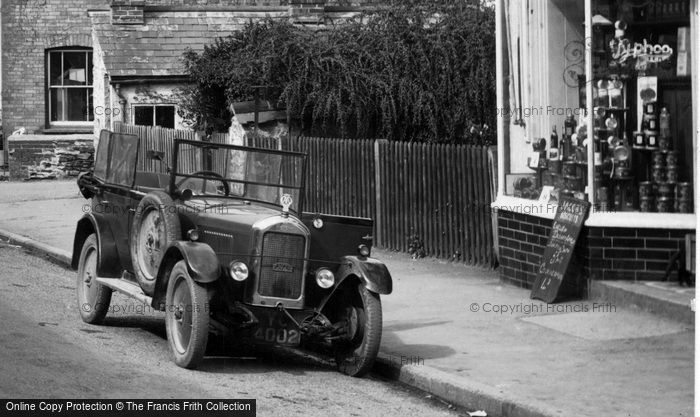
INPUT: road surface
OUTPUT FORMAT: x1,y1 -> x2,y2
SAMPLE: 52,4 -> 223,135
0,244 -> 463,417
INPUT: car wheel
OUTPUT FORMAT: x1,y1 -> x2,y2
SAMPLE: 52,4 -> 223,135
333,283 -> 382,377
165,260 -> 209,369
130,191 -> 181,295
76,234 -> 112,324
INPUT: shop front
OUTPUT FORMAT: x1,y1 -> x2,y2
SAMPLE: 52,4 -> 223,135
492,0 -> 698,293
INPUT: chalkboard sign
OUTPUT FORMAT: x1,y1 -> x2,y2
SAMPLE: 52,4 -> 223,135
531,197 -> 591,303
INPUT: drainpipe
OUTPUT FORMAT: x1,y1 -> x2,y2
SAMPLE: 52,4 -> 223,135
114,83 -> 127,127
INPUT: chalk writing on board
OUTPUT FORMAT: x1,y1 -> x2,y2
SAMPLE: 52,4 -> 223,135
531,197 -> 591,303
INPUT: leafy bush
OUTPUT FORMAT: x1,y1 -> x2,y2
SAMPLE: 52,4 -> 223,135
178,0 -> 496,144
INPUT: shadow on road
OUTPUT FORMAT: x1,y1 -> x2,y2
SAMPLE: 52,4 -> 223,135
96,314 -> 337,376
381,320 -> 456,361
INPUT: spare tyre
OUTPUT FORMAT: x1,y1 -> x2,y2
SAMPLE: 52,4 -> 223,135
130,191 -> 181,295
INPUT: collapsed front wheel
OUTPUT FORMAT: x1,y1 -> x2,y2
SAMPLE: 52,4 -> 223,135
333,283 -> 383,377
76,234 -> 112,324
165,260 -> 210,369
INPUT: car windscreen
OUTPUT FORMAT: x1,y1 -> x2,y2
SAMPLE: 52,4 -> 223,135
93,130 -> 111,181
173,141 -> 306,212
106,133 -> 139,187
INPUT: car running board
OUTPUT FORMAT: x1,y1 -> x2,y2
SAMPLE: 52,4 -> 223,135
96,277 -> 153,306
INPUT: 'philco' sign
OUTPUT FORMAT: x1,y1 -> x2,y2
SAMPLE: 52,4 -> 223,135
611,38 -> 674,67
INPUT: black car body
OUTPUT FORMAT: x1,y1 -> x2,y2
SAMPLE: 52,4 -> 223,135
72,130 -> 392,376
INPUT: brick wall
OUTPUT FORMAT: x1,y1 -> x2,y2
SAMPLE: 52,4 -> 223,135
111,0 -> 145,24
1,0 -> 109,137
497,210 -> 693,289
497,210 -> 554,288
584,227 -> 690,281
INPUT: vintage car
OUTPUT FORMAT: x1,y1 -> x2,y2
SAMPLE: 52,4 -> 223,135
72,130 -> 392,376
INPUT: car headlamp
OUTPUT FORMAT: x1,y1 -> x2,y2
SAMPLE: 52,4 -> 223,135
315,268 -> 335,289
187,229 -> 200,241
229,261 -> 249,281
358,244 -> 371,257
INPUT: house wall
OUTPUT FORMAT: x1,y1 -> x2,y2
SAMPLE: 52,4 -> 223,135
3,0 -> 378,176
0,0 -> 109,137
139,0 -> 375,4
92,32 -> 110,138
92,0 -> 375,138
2,0 -> 375,139
92,37 -> 190,137
104,83 -> 188,132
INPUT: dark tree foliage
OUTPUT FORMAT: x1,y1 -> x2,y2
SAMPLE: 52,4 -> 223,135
178,0 -> 496,144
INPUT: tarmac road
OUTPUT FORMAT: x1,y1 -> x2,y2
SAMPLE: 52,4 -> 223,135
0,244 -> 463,417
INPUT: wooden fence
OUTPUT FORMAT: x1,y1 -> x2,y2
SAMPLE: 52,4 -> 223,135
114,123 -> 495,267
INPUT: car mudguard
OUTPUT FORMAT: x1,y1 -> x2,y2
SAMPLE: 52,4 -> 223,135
71,213 -> 122,278
336,256 -> 393,295
151,241 -> 222,309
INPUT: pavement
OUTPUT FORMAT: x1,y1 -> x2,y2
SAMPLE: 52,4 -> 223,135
0,180 -> 695,417
590,279 -> 695,324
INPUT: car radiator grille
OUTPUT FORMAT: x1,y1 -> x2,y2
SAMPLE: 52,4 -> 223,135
258,232 -> 305,299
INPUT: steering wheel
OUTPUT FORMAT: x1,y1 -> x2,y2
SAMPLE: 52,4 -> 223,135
175,170 -> 230,196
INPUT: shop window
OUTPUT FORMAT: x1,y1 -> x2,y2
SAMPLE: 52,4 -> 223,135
133,105 -> 175,129
502,2 -> 586,203
502,0 -> 694,215
47,48 -> 94,126
588,0 -> 693,214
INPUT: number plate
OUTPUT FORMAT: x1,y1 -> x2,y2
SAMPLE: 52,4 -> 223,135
253,327 -> 301,346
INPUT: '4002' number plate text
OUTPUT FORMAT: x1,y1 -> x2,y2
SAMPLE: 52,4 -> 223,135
253,327 -> 301,345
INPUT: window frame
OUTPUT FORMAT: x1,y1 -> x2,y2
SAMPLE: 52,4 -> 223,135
46,48 -> 94,127
132,104 -> 176,129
